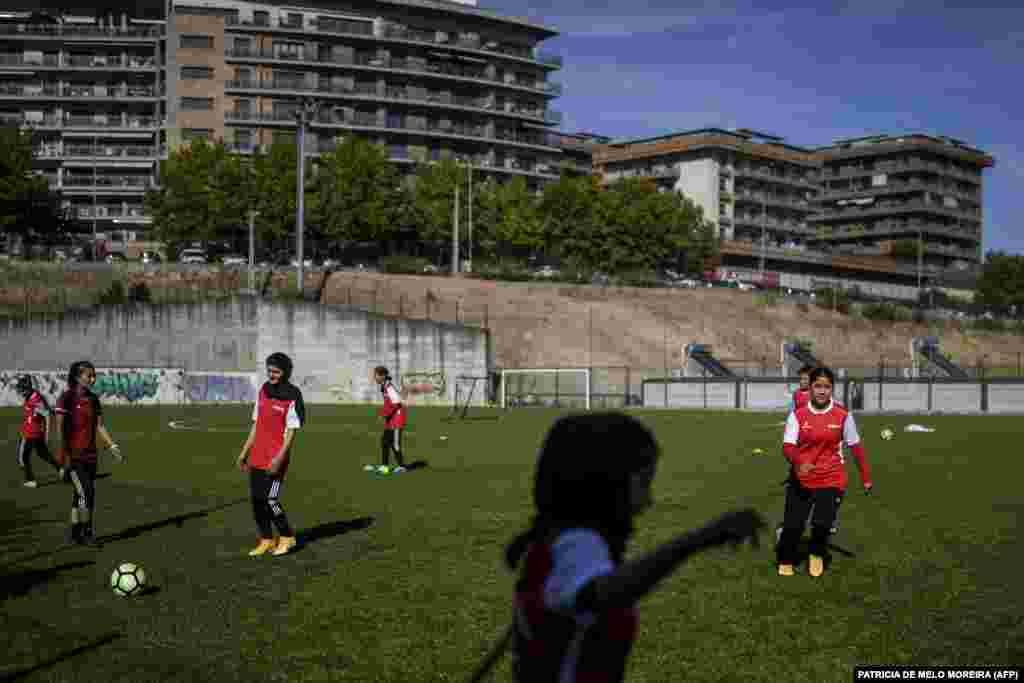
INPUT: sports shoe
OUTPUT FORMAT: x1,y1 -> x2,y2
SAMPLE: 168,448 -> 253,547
808,554 -> 824,578
79,529 -> 99,547
23,480 -> 38,488
248,538 -> 277,556
777,564 -> 795,577
272,536 -> 297,556
377,465 -> 391,475
392,466 -> 406,474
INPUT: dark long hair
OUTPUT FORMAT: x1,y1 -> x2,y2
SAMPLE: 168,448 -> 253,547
505,412 -> 660,569
266,352 -> 294,382
67,361 -> 95,389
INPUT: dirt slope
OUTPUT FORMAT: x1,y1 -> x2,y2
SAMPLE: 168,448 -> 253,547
319,271 -> 1024,371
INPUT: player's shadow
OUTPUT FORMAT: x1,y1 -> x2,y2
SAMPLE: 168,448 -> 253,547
404,460 -> 429,471
0,632 -> 120,683
98,497 -> 248,544
0,560 -> 95,603
37,472 -> 111,489
297,516 -> 375,548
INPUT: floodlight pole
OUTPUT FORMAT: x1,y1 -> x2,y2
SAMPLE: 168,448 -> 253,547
467,160 -> 472,271
452,180 -> 459,275
295,99 -> 318,296
247,209 -> 258,293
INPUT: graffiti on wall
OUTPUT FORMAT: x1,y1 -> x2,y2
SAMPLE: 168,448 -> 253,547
183,373 -> 259,403
291,368 -> 366,404
400,370 -> 447,405
0,368 -> 185,406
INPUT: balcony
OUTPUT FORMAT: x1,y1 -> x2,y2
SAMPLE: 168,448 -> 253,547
824,159 -> 983,185
224,79 -> 559,124
224,48 -> 562,97
0,24 -> 162,39
733,190 -> 815,211
822,178 -> 981,204
225,110 -> 559,150
35,145 -> 160,159
76,205 -> 146,219
811,198 -> 982,223
62,175 -> 154,190
733,165 -> 819,189
0,83 -> 163,99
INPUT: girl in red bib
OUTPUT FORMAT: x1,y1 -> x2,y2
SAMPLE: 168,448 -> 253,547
489,413 -> 764,683
778,366 -> 873,578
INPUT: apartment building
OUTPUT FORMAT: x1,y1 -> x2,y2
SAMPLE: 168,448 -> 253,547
0,9 -> 164,247
0,0 -> 564,248
551,131 -> 610,177
812,134 -> 993,271
593,128 -> 994,297
594,128 -> 820,248
168,0 -> 564,181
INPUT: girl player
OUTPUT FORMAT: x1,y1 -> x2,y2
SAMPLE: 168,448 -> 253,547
14,375 -> 61,487
475,412 -> 763,683
777,366 -> 873,578
371,366 -> 406,475
55,361 -> 125,546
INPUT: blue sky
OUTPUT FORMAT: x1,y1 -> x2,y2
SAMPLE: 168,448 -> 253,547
491,0 -> 1023,255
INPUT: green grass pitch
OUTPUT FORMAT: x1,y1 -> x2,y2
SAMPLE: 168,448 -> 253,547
2,406 -> 1022,682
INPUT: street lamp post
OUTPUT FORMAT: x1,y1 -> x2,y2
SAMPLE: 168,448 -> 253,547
247,209 -> 259,294
467,160 -> 472,272
452,180 -> 459,275
759,199 -> 766,275
294,99 -> 318,296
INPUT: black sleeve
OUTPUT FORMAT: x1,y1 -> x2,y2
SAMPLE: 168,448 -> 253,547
293,387 -> 305,428
57,391 -> 73,443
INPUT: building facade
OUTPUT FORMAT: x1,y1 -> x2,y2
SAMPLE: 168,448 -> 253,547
593,128 -> 994,297
0,0 -> 564,249
0,9 -> 164,248
812,134 -> 992,271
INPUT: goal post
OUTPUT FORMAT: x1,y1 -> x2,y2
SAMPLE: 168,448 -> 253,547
450,375 -> 490,419
499,368 -> 591,410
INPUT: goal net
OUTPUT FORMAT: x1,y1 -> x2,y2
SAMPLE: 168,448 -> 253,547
499,368 -> 591,410
449,375 -> 490,420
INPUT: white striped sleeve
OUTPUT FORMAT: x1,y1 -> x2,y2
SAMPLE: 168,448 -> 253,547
286,401 -> 301,429
843,413 -> 861,447
252,401 -> 258,422
783,411 -> 800,445
385,384 -> 401,403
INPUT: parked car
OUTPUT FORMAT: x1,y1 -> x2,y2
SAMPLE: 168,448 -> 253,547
105,252 -> 126,264
532,265 -> 560,280
221,254 -> 247,266
736,281 -> 760,291
141,251 -> 162,264
179,248 -> 207,264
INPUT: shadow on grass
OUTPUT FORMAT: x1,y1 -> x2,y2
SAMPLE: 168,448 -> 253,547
443,415 -> 504,423
0,560 -> 95,602
36,472 -> 112,489
297,516 -> 375,546
98,496 -> 249,544
0,632 -> 120,683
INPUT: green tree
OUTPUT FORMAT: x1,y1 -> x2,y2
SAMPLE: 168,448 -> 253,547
308,135 -> 402,246
0,127 -> 68,256
408,158 -> 463,246
145,138 -> 252,253
538,173 -> 599,263
976,251 -> 1024,315
489,176 -> 544,255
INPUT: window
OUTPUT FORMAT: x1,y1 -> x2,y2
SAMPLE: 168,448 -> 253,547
274,42 -> 303,60
181,66 -> 213,80
180,34 -> 214,50
283,12 -> 302,28
253,11 -> 269,26
390,144 -> 407,159
183,128 -> 212,140
180,97 -> 214,110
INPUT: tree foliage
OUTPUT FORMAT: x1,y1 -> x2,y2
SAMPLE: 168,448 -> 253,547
976,251 -> 1024,314
145,138 -> 251,251
308,135 -> 402,245
0,127 -> 70,254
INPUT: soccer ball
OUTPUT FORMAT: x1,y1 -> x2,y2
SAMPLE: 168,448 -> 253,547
111,563 -> 146,597
751,448 -> 765,456
880,429 -> 895,441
